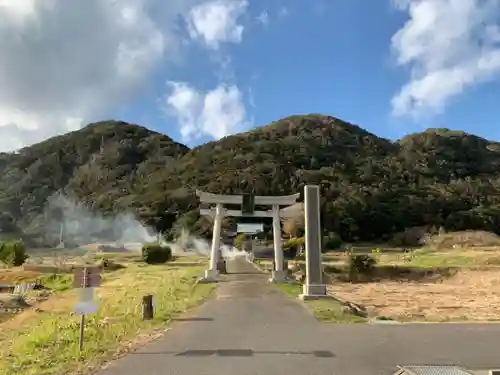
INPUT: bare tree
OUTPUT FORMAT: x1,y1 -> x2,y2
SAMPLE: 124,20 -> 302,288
282,203 -> 304,238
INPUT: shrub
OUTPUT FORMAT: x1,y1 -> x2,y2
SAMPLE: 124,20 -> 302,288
283,237 -> 304,249
347,254 -> 377,281
283,237 -> 305,258
141,244 -> 172,264
234,233 -> 246,249
323,232 -> 342,250
98,258 -> 126,271
0,240 -> 28,266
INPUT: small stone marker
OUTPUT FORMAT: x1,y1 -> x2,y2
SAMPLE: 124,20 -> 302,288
217,259 -> 227,274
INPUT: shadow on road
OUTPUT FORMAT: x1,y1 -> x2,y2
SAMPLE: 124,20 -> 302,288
132,349 -> 335,358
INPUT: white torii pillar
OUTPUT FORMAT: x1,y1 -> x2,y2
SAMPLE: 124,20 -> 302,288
270,204 -> 286,283
196,190 -> 299,283
203,203 -> 223,282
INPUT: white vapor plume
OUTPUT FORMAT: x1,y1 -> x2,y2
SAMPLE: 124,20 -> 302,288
44,194 -> 246,260
46,194 -> 157,249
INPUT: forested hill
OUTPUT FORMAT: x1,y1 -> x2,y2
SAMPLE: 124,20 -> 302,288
2,115 -> 500,245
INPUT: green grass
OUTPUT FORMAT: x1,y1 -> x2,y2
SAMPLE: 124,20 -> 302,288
396,248 -> 500,268
0,262 -> 215,375
37,274 -> 73,292
274,283 -> 366,323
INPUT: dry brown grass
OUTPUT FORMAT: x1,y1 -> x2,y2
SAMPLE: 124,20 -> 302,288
324,246 -> 500,322
0,269 -> 43,284
328,268 -> 500,322
423,230 -> 500,249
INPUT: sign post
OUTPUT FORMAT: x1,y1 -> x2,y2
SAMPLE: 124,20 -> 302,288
79,268 -> 87,351
236,223 -> 263,234
73,266 -> 101,351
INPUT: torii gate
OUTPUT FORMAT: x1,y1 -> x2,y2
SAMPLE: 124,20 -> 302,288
196,190 -> 299,283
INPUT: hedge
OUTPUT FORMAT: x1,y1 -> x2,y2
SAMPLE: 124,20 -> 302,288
0,240 -> 28,266
141,244 -> 173,264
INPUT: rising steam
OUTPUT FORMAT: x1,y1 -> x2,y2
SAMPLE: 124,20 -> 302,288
45,194 -> 215,255
42,193 -> 244,258
44,194 -> 157,249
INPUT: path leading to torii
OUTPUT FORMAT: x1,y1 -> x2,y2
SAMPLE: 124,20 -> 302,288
98,257 -> 500,375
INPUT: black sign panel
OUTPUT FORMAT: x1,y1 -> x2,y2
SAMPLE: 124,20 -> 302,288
241,194 -> 255,215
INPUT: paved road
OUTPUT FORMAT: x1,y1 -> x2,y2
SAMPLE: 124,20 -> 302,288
99,257 -> 500,375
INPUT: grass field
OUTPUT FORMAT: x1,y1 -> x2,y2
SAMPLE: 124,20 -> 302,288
274,283 -> 366,323
0,256 -> 214,375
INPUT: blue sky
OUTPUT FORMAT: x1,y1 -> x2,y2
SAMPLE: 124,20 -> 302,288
1,0 -> 500,151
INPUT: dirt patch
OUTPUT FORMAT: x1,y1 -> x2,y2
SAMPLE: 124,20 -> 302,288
22,264 -> 75,274
357,265 -> 457,282
0,294 -> 31,311
327,269 -> 500,321
297,263 -> 456,283
0,312 -> 15,323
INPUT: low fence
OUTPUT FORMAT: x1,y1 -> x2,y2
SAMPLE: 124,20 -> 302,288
0,281 -> 42,294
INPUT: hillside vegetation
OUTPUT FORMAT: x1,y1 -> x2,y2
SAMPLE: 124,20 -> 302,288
2,115 -> 500,245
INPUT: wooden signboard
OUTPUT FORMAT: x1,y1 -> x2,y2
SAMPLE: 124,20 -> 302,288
73,266 -> 101,288
73,266 -> 101,351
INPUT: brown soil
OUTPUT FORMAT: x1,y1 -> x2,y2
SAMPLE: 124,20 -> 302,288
327,269 -> 500,321
0,294 -> 31,309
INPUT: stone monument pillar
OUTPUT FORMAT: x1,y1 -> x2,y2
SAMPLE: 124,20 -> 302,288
299,185 -> 328,299
270,204 -> 286,283
202,203 -> 223,282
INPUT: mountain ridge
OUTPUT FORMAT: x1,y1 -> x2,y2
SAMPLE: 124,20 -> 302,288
1,114 -> 500,246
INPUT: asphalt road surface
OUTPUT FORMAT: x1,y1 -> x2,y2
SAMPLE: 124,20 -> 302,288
98,257 -> 500,375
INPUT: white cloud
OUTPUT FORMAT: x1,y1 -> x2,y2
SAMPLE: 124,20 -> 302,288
185,0 -> 248,49
390,0 -> 500,118
0,0 -> 176,151
164,81 -> 250,141
0,0 -> 229,152
257,11 -> 269,25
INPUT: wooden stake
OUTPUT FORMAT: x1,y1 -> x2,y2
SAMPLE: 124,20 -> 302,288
79,314 -> 85,352
78,267 -> 88,352
142,295 -> 154,320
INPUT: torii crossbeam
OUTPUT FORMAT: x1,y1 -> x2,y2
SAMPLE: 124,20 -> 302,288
196,190 -> 300,283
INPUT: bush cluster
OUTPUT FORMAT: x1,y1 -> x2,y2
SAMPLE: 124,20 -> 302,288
0,240 -> 28,266
234,233 -> 246,249
323,232 -> 342,250
283,237 -> 305,258
141,244 -> 173,264
347,254 -> 377,281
